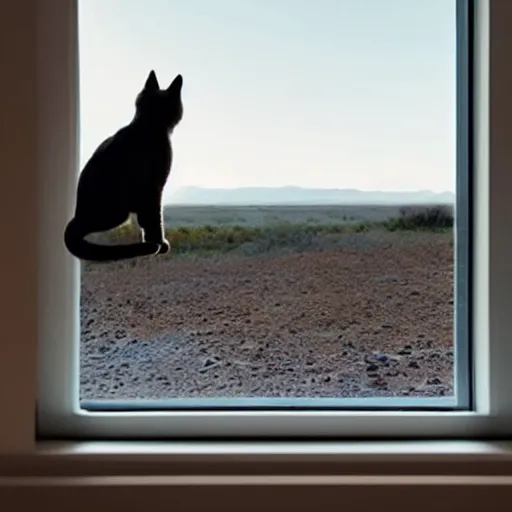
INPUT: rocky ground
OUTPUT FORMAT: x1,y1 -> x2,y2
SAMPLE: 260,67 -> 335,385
79,230 -> 454,401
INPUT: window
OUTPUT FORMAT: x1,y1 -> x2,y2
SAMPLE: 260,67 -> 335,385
78,0 -> 465,411
36,0 -> 506,440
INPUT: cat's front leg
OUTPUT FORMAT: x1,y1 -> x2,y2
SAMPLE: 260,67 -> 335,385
137,201 -> 170,254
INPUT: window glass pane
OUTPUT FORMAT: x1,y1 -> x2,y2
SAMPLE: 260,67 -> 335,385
76,0 -> 465,409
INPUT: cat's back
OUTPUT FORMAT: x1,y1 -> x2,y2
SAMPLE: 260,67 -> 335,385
80,126 -> 138,180
94,123 -> 169,164
76,126 -> 135,199
91,126 -> 137,165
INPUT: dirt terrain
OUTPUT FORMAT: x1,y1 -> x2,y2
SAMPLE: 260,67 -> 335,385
79,229 -> 454,401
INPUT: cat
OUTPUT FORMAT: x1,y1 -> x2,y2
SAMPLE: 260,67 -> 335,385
64,70 -> 184,262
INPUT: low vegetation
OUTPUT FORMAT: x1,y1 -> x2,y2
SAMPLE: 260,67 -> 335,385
93,205 -> 452,261
384,205 -> 453,231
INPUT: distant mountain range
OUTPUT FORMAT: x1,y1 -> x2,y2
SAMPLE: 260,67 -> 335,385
166,186 -> 454,205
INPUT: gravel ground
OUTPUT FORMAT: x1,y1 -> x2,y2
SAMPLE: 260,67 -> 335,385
80,230 -> 454,400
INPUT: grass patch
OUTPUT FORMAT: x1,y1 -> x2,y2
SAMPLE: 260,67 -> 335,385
99,205 -> 453,259
166,222 -> 359,254
105,221 -> 354,255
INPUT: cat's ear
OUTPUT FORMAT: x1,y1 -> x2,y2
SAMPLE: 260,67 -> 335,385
166,74 -> 183,95
143,70 -> 160,92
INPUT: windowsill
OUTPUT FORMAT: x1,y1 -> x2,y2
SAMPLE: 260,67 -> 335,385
2,441 -> 512,511
1,440 -> 512,478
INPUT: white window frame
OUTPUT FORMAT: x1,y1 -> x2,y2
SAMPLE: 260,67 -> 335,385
35,0 -> 492,440
4,0 -> 512,508
31,0 -> 504,439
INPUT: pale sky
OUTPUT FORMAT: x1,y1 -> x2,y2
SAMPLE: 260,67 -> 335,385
78,0 -> 456,203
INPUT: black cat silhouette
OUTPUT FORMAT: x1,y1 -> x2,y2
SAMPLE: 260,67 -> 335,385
64,70 -> 183,262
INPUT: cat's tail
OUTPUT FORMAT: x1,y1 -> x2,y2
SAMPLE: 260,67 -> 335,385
64,218 -> 161,262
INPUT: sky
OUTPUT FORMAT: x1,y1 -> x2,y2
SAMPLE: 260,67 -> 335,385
78,0 -> 456,203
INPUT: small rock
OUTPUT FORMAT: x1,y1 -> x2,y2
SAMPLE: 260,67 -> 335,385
373,353 -> 394,364
202,357 -> 219,369
370,378 -> 387,389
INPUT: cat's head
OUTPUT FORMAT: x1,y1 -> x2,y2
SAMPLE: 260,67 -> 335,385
135,70 -> 183,131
